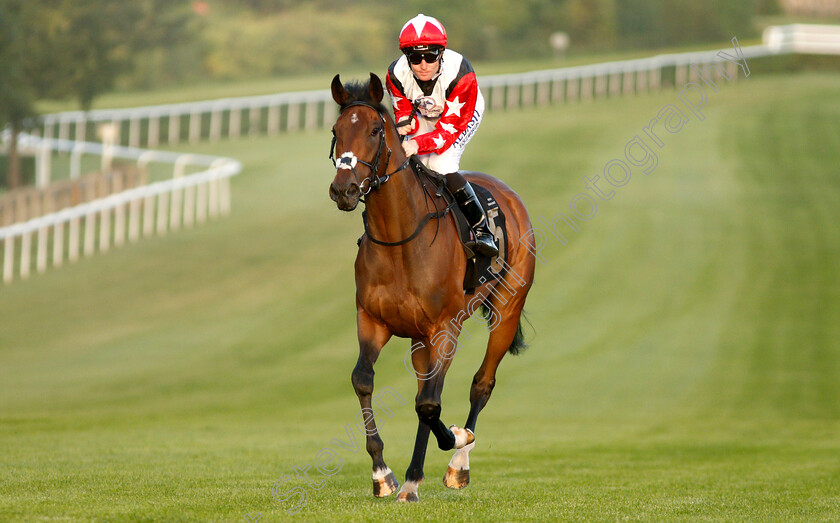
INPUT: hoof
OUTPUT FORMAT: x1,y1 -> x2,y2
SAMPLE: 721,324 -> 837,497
443,466 -> 470,489
396,479 -> 421,502
397,491 -> 419,502
372,469 -> 399,498
449,425 -> 475,449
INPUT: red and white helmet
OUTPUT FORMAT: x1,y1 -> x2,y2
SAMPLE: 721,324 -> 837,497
398,14 -> 447,50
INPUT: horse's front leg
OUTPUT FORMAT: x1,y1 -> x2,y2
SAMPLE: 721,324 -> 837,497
398,334 -> 474,502
352,307 -> 398,498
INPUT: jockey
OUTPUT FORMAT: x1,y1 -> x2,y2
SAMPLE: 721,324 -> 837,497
386,13 -> 498,258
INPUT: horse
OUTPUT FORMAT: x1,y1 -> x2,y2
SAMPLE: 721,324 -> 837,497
328,73 -> 536,502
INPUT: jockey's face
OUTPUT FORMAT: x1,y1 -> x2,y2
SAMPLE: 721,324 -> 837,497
409,55 -> 441,82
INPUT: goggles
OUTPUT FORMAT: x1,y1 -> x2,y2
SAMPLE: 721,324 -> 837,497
404,47 -> 442,65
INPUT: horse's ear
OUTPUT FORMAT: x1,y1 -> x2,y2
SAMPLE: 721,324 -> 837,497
368,73 -> 384,104
331,74 -> 348,106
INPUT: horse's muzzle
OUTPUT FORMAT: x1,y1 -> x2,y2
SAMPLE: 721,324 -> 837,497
329,181 -> 361,211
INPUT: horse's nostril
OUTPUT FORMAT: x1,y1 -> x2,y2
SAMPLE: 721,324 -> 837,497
329,184 -> 340,202
347,183 -> 361,198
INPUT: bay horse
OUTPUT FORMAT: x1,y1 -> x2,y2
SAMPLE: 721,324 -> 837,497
328,73 -> 536,502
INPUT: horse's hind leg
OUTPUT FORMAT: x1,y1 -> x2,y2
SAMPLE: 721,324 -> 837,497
353,307 -> 399,497
444,288 -> 529,489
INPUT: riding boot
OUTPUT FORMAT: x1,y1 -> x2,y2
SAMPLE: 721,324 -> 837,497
451,181 -> 499,258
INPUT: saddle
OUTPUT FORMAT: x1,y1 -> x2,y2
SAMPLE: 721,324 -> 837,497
408,159 -> 510,294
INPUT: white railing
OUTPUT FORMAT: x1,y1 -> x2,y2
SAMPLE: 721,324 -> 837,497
763,23 -> 840,54
0,132 -> 240,284
31,24 -> 840,149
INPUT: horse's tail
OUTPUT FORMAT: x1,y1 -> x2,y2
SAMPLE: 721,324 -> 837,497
479,303 -> 529,356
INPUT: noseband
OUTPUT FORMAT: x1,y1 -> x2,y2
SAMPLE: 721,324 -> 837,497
328,101 -> 409,195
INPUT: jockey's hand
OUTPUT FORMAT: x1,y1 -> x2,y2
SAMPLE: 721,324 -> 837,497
397,116 -> 412,136
402,139 -> 419,157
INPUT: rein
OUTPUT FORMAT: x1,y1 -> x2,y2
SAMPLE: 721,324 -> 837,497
329,100 -> 451,247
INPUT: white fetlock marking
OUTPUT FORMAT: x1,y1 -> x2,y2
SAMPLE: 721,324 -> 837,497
450,426 -> 474,449
398,480 -> 420,496
448,441 -> 475,470
372,467 -> 393,481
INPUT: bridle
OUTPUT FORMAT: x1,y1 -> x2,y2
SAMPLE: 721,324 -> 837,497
328,101 -> 411,196
327,100 -> 454,247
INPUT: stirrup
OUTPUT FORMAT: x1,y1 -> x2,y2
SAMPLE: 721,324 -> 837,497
468,225 -> 499,257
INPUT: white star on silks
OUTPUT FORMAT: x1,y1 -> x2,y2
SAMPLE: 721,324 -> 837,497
409,19 -> 427,38
432,135 -> 447,149
440,122 -> 457,134
444,96 -> 465,117
391,93 -> 406,110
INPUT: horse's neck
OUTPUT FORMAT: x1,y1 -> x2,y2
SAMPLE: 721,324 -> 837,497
363,152 -> 428,249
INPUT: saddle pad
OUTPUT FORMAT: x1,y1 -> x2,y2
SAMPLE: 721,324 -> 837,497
452,182 -> 510,294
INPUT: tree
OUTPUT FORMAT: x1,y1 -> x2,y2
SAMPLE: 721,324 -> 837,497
0,0 -> 37,189
1,0 -> 197,188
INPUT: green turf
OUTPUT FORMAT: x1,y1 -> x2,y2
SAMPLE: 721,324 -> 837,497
3,72 -> 840,521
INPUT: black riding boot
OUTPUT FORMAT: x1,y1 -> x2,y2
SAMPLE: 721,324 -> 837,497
451,182 -> 499,258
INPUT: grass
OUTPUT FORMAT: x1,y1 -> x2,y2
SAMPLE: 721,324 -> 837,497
2,71 -> 840,521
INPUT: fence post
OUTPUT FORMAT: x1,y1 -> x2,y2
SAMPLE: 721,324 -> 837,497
189,110 -> 201,144
52,219 -> 64,268
20,231 -> 31,279
648,64 -> 660,91
287,102 -> 300,131
726,61 -> 738,81
71,143 -> 85,179
59,118 -> 70,144
268,105 -> 281,135
36,143 -> 51,188
551,75 -> 565,104
37,193 -> 52,273
143,194 -> 155,238
567,75 -> 579,102
675,62 -> 688,87
521,80 -> 535,107
196,182 -> 208,224
323,101 -> 338,129
148,115 -> 160,148
69,215 -> 80,262
212,159 -> 231,215
75,117 -> 86,143
536,79 -> 550,106
609,69 -> 621,97
3,237 -> 13,284
208,177 -> 219,218
594,71 -> 607,98
129,198 -> 141,242
581,74 -> 593,101
491,84 -> 505,111
168,112 -> 181,145
305,100 -> 319,130
638,66 -> 649,93
113,173 -> 125,247
170,154 -> 193,231
129,116 -> 141,148
505,82 -> 519,110
210,108 -> 222,141
229,106 -> 242,139
156,191 -> 168,236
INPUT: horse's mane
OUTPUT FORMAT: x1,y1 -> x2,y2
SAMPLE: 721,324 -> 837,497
339,80 -> 392,119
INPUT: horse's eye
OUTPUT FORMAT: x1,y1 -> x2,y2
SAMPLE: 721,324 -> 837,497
371,127 -> 382,137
